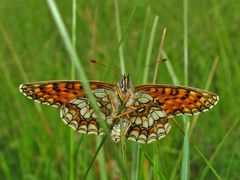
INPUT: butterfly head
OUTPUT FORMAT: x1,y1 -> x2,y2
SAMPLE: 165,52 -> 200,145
116,74 -> 133,100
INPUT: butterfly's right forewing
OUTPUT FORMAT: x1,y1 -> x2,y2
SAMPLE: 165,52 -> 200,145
135,85 -> 219,117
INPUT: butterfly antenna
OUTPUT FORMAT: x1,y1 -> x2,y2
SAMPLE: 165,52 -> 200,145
90,59 -> 121,76
145,58 -> 168,68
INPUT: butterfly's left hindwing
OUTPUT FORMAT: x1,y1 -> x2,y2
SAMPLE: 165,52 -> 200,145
60,89 -> 113,135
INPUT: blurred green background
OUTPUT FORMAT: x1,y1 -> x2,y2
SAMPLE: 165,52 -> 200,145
0,0 -> 239,179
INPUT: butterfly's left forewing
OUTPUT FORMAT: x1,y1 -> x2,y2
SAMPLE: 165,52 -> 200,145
135,85 -> 219,117
20,80 -> 115,135
19,81 -> 114,107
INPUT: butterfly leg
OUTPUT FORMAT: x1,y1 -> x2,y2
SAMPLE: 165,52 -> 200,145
113,105 -> 146,119
110,105 -> 150,143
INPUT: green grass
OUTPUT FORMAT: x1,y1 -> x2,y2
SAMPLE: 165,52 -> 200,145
1,0 -> 240,179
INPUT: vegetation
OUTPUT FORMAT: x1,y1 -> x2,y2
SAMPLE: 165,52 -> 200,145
0,0 -> 239,179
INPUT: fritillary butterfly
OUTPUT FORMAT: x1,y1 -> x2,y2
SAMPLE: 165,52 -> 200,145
19,74 -> 219,144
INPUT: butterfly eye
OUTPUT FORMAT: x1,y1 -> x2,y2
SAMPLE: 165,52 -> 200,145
118,80 -> 123,89
127,80 -> 132,88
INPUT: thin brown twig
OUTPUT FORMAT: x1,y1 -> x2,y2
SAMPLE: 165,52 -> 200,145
152,28 -> 167,83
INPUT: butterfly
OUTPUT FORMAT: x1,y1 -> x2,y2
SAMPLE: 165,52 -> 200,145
19,74 -> 219,144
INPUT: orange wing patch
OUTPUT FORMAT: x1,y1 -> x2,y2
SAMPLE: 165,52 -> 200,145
135,85 -> 219,117
19,81 -> 113,107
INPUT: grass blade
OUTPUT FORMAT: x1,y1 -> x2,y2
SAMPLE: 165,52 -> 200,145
114,0 -> 127,170
172,117 -> 221,179
1,1 -> 237,179
200,116 -> 240,179
136,7 -> 150,83
181,0 -> 190,179
104,0 -> 140,79
46,0 -> 109,136
71,0 -> 76,79
90,2 -> 108,180
131,8 -> 150,180
46,1 -> 128,179
143,16 -> 159,84
0,153 -> 11,180
143,151 -> 166,179
162,50 -> 180,85
0,21 -> 52,137
141,16 -> 159,179
193,145 -> 221,180
183,0 -> 188,86
114,0 -> 126,75
96,137 -> 107,180
181,121 -> 190,180
190,57 -> 219,136
170,150 -> 183,180
131,143 -> 140,180
83,137 -> 107,180
69,0 -> 77,179
152,28 -> 167,180
224,150 -> 235,179
153,142 -> 159,180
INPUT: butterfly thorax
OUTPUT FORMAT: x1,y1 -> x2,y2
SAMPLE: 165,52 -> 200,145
109,75 -> 151,142
115,74 -> 133,103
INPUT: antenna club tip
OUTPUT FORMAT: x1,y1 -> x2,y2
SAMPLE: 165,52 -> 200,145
90,59 -> 97,63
